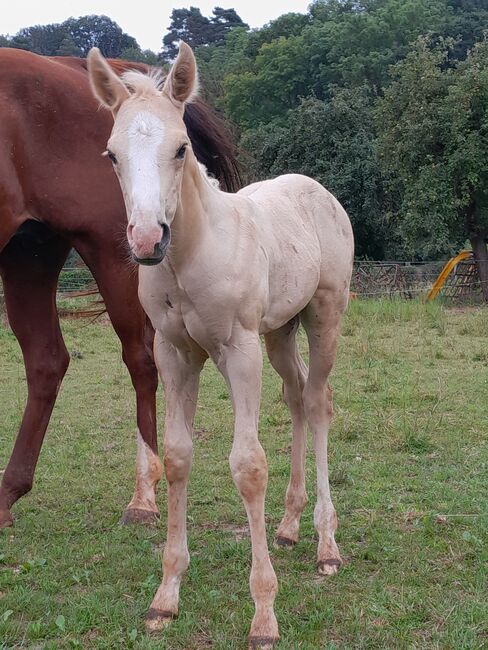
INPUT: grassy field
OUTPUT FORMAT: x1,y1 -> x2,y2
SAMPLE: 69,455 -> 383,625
0,300 -> 487,649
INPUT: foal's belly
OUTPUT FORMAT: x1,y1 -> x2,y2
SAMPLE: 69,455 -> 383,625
258,231 -> 321,334
259,274 -> 319,334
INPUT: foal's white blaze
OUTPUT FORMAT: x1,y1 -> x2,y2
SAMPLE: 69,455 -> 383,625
126,111 -> 166,258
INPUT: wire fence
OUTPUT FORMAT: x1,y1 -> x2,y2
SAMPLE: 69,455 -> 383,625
350,260 -> 445,298
351,257 -> 486,301
0,258 -> 486,314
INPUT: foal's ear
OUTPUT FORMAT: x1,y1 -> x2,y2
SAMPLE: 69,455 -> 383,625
87,47 -> 130,115
163,41 -> 198,106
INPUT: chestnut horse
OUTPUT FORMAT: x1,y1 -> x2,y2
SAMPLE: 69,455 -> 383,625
88,43 -> 354,648
0,48 -> 239,529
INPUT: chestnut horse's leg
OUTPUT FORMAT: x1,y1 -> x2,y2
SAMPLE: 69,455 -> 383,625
74,242 -> 161,524
0,231 -> 71,528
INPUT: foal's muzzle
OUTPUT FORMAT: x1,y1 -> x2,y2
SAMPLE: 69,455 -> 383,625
133,223 -> 171,266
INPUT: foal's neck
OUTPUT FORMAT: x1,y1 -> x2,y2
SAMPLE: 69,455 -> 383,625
169,150 -> 222,269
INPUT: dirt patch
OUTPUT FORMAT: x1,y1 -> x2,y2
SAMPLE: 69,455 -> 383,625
201,521 -> 250,541
194,630 -> 213,647
85,629 -> 101,642
194,427 -> 212,441
447,306 -> 482,314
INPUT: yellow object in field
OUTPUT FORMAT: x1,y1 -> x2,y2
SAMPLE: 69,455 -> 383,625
427,250 -> 472,300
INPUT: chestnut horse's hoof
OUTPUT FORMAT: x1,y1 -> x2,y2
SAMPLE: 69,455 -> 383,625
317,557 -> 342,576
120,507 -> 159,526
248,636 -> 279,649
0,508 -> 13,529
274,535 -> 296,548
145,608 -> 177,633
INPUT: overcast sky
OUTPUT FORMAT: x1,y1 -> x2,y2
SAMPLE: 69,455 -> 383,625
3,1 -> 313,52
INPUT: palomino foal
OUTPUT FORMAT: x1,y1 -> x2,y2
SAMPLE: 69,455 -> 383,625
88,43 -> 354,647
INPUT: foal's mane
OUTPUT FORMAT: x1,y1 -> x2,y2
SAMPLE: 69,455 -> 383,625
121,69 -> 165,96
116,67 -> 241,193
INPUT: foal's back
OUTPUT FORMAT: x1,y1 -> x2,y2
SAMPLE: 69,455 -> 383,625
238,173 -> 354,306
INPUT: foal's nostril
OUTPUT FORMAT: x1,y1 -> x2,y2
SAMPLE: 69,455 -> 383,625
158,223 -> 171,258
161,223 -> 171,247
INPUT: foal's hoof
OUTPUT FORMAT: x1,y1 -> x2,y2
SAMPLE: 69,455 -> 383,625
0,508 -> 13,530
248,636 -> 279,649
145,608 -> 177,633
120,508 -> 159,526
274,535 -> 296,549
317,557 -> 342,576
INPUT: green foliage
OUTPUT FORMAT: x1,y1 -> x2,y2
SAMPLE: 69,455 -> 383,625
162,6 -> 247,59
306,0 -> 448,92
377,36 -> 488,260
224,35 -> 309,128
120,47 -> 159,65
444,0 -> 488,59
56,36 -> 83,57
63,15 -> 138,58
0,14 -> 149,60
9,23 -> 67,55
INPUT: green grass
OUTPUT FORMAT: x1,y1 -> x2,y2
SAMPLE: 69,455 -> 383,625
1,299 -> 487,649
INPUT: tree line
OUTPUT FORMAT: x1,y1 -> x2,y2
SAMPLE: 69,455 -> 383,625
1,1 -> 488,294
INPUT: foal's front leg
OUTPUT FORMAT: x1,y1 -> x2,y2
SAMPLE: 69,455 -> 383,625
217,331 -> 279,649
146,331 -> 206,632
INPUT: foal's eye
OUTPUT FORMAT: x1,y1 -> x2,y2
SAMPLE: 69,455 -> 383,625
106,150 -> 117,165
175,144 -> 187,160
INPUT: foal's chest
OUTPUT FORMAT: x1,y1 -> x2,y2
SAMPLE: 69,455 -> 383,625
138,263 -> 233,351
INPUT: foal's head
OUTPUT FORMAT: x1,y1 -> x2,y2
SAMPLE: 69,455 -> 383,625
88,43 -> 198,265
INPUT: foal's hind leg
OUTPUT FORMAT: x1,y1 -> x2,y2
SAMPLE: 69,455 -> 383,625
265,318 -> 308,547
301,289 -> 347,575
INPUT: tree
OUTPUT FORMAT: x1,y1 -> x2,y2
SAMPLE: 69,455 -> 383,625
211,7 -> 248,46
9,23 -> 66,55
443,0 -> 488,59
0,15 -> 140,59
56,35 -> 83,57
120,47 -> 159,65
64,15 -> 139,58
162,6 -> 247,59
377,37 -> 488,297
443,38 -> 488,297
224,35 -> 309,129
306,0 -> 448,94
